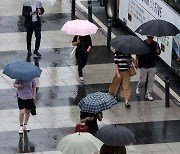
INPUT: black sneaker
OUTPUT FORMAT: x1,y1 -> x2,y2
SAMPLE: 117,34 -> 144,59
125,103 -> 131,109
115,95 -> 118,101
27,50 -> 32,56
34,50 -> 41,57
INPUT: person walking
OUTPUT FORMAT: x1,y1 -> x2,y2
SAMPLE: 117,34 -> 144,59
80,111 -> 103,135
13,79 -> 36,134
22,0 -> 44,57
135,36 -> 161,101
109,51 -> 132,109
72,35 -> 92,82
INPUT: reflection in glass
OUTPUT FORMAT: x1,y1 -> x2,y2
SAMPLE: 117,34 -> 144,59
163,0 -> 180,13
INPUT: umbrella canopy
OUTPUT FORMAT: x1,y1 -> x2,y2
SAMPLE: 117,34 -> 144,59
78,92 -> 117,114
111,35 -> 149,55
135,19 -> 180,37
61,19 -> 98,36
3,61 -> 42,80
95,124 -> 136,146
57,132 -> 103,154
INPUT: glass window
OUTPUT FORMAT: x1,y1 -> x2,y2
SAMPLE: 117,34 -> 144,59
164,0 -> 180,14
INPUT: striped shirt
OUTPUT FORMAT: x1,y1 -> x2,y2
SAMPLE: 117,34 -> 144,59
114,51 -> 132,71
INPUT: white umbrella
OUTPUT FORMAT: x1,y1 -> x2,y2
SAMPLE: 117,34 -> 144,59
57,132 -> 103,154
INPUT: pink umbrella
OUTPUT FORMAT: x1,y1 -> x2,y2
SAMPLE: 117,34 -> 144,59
61,19 -> 98,36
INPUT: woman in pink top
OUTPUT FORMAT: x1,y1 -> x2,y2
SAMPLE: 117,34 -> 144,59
13,78 -> 36,134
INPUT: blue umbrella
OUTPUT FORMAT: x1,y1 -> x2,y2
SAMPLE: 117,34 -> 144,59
3,61 -> 42,80
78,92 -> 117,114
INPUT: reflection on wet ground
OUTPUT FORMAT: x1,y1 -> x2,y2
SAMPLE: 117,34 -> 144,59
124,120 -> 180,144
18,133 -> 35,153
0,82 -> 161,110
0,0 -> 180,153
1,121 -> 180,153
0,13 -> 71,33
0,46 -> 113,68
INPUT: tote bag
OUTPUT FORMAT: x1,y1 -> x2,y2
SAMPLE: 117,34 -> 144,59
70,46 -> 77,59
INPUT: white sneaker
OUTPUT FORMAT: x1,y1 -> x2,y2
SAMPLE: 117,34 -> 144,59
136,87 -> 140,94
19,126 -> 24,134
79,77 -> 84,82
145,92 -> 153,101
24,124 -> 30,132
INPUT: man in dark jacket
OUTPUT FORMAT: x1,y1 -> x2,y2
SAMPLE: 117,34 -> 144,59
22,0 -> 44,57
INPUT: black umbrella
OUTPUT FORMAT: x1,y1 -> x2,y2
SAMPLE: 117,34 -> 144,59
95,124 -> 137,146
135,19 -> 180,37
111,35 -> 149,55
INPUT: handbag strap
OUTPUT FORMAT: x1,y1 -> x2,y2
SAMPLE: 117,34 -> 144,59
77,35 -> 79,41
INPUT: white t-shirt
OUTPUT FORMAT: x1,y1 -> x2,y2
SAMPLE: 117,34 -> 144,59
31,2 -> 38,22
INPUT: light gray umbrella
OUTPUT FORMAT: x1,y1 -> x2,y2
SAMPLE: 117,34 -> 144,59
95,124 -> 137,146
110,35 -> 149,55
57,132 -> 103,154
135,19 -> 180,37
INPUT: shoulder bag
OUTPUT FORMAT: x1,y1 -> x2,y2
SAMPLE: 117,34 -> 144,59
129,65 -> 136,77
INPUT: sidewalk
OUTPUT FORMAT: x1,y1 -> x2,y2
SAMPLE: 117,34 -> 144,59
0,0 -> 179,153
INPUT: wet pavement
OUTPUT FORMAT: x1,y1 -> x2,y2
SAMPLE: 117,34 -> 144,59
0,0 -> 180,154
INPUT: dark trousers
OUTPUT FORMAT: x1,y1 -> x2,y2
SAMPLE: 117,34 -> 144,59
76,53 -> 88,77
26,22 -> 41,51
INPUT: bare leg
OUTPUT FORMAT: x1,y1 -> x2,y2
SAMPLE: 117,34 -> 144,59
24,109 -> 30,125
19,109 -> 25,125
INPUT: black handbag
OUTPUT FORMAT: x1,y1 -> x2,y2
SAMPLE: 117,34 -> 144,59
30,104 -> 36,115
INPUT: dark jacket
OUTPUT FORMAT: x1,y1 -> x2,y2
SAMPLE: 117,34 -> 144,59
80,111 -> 102,135
138,40 -> 160,68
22,0 -> 44,30
72,35 -> 92,56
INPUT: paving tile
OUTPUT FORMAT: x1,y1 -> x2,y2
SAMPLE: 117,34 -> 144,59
166,142 -> 180,150
151,151 -> 180,154
127,143 -> 170,152
0,0 -> 179,153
